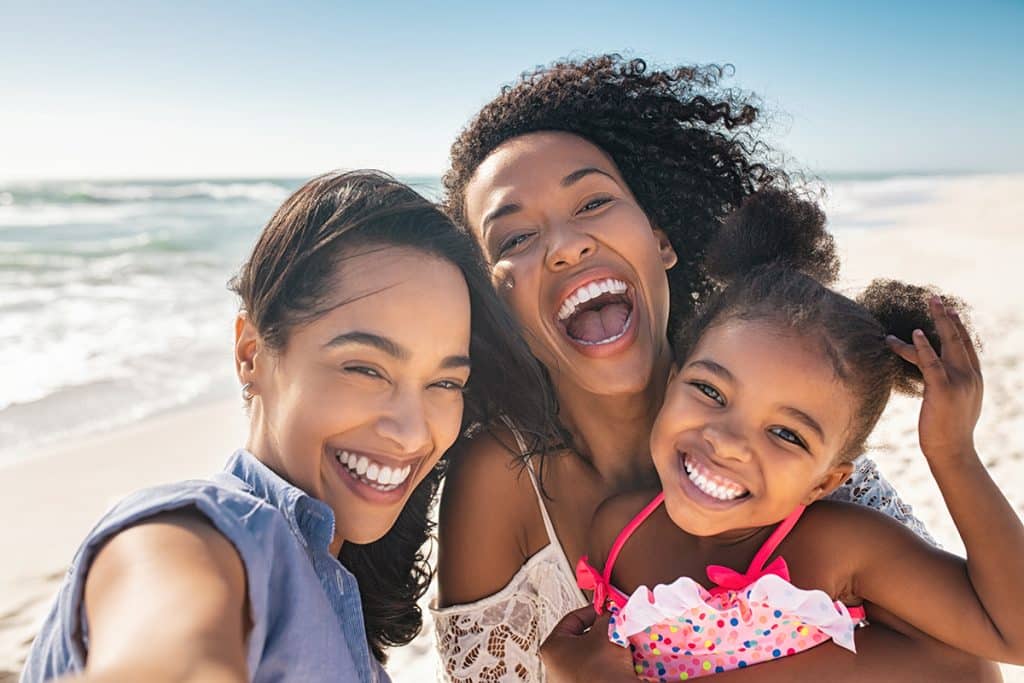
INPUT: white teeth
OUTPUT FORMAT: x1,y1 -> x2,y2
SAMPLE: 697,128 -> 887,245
334,449 -> 414,490
557,278 -> 630,321
684,455 -> 747,501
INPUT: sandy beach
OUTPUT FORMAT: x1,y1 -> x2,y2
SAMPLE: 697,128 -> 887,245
2,173 -> 1022,681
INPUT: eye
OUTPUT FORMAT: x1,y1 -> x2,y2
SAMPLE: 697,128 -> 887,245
431,379 -> 467,392
769,426 -> 808,450
345,365 -> 384,380
497,232 -> 534,255
691,381 -> 725,405
577,196 -> 612,214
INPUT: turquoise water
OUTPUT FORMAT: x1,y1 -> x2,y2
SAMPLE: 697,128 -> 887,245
0,172 -> 973,464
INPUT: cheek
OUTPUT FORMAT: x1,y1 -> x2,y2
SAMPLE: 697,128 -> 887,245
431,394 -> 465,449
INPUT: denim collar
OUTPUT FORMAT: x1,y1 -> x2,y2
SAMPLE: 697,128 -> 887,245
224,449 -> 337,554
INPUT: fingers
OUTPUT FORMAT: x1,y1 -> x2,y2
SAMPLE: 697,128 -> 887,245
886,335 -> 920,366
549,605 -> 598,637
929,297 -> 971,372
912,327 -> 950,386
950,309 -> 982,375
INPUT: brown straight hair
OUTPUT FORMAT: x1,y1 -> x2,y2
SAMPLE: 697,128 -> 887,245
229,170 -> 557,661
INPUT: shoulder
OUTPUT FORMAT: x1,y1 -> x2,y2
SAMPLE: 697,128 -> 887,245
588,489 -> 659,570
93,477 -> 278,562
786,499 -> 926,575
437,425 -> 550,606
78,477 -> 289,615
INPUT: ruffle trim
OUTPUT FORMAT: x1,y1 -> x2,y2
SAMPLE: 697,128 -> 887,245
611,573 -> 857,653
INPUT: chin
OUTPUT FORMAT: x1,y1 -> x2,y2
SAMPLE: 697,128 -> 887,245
339,514 -> 399,546
574,354 -> 658,396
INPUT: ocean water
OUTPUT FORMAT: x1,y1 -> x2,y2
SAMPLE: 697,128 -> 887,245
0,172 -> 981,466
0,176 -> 442,465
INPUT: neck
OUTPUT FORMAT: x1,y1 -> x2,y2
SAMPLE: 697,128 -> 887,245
553,345 -> 673,485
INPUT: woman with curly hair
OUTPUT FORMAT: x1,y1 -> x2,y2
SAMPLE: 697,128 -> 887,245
432,55 -> 996,682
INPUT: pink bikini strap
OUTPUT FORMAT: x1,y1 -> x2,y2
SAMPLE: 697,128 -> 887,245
746,504 -> 807,574
603,492 -> 666,583
602,491 -> 667,581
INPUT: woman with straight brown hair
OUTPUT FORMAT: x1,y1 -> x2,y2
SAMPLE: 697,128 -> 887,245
21,171 -> 558,682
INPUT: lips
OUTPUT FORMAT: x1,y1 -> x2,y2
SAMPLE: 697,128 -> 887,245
326,445 -> 424,504
551,270 -> 638,351
674,450 -> 752,508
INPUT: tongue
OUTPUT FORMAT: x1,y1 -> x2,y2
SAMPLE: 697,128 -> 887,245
566,302 -> 630,343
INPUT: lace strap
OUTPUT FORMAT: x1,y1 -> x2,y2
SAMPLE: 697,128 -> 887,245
603,492 -> 665,583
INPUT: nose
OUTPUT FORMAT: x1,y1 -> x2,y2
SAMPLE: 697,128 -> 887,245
375,388 -> 432,456
702,422 -> 754,464
545,221 -> 597,270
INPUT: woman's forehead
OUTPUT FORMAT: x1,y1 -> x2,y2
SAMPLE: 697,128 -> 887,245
465,132 -> 625,226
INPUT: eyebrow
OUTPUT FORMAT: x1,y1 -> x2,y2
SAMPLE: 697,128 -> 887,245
779,406 -> 826,444
561,166 -> 616,187
482,202 -> 522,233
686,358 -> 825,443
685,359 -> 736,383
324,331 -> 471,370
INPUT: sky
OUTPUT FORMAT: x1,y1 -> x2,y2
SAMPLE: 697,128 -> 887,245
1,0 -> 1022,180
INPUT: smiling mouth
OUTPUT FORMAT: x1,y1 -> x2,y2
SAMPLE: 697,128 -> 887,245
334,449 -> 413,492
682,453 -> 750,502
556,277 -> 634,345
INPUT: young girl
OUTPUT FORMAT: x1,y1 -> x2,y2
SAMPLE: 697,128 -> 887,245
576,190 -> 1023,680
20,171 -> 556,682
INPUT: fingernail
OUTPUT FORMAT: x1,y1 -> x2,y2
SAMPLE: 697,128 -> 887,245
914,329 -> 925,337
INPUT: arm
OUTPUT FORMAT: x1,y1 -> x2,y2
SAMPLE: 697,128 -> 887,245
850,301 -> 1024,662
436,430 -> 536,607
72,510 -> 249,683
433,430 -> 552,682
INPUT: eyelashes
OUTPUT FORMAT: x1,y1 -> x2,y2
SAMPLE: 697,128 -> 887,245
688,381 -> 809,451
493,196 -> 614,257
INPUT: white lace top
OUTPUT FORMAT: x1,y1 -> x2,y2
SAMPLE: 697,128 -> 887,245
431,454 -> 932,682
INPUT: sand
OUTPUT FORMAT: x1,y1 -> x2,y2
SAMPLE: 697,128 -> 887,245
2,173 -> 1022,681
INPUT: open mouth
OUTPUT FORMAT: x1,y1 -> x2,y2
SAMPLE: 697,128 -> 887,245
681,452 -> 750,502
556,277 -> 634,346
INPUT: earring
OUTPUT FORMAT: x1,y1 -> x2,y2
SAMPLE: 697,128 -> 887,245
241,382 -> 255,401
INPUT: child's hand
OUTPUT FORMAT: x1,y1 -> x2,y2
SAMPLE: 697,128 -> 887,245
886,296 -> 983,465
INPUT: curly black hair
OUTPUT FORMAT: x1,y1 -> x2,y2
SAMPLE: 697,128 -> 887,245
443,54 -> 791,332
675,189 -> 975,462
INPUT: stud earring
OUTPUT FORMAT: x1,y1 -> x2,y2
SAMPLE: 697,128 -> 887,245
241,382 -> 255,401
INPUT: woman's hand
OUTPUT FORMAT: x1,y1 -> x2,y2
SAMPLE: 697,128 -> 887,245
886,296 -> 983,465
540,605 -> 637,683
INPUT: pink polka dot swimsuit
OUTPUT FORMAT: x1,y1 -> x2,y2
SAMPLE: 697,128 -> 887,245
576,493 -> 865,680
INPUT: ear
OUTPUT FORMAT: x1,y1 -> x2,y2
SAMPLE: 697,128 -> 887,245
234,312 -> 261,386
801,461 -> 854,506
653,228 -> 678,270
666,363 -> 680,388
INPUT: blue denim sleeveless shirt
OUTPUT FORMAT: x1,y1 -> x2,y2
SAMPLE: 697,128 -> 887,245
21,449 -> 389,683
